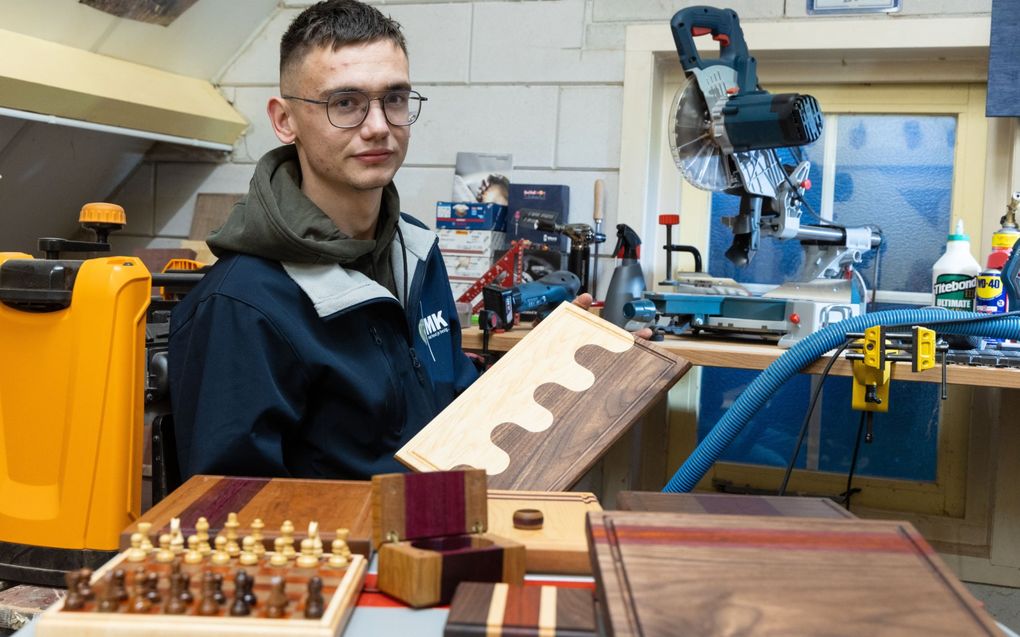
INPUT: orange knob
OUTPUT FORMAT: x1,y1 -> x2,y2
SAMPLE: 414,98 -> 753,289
659,214 -> 680,226
79,202 -> 126,226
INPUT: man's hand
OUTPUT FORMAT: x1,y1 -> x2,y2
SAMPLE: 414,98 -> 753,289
571,293 -> 653,340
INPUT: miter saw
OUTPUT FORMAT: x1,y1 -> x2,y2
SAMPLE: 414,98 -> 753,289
625,6 -> 882,347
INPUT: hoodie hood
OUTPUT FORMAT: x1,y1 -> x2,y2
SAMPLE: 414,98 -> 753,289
207,145 -> 400,272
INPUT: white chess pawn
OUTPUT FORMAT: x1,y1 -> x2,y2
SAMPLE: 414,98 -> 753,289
155,533 -> 175,563
269,537 -> 288,567
137,522 -> 154,553
239,536 -> 259,566
224,513 -> 241,557
327,537 -> 349,569
184,535 -> 203,564
296,537 -> 319,569
211,535 -> 231,565
126,533 -> 147,562
280,520 -> 296,558
336,528 -> 353,559
250,518 -> 266,556
195,517 -> 212,555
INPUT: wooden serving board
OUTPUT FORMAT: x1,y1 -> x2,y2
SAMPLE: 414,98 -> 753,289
486,490 -> 601,574
123,476 -> 373,557
616,491 -> 855,519
444,582 -> 596,637
35,549 -> 366,637
587,511 -> 1001,636
396,303 -> 691,490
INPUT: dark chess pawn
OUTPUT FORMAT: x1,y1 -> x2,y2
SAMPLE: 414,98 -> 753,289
241,571 -> 257,608
63,571 -> 85,611
164,574 -> 188,615
144,572 -> 162,604
77,568 -> 95,601
112,569 -> 129,602
229,571 -> 251,616
198,573 -> 219,616
178,572 -> 194,605
265,576 -> 288,619
97,573 -> 121,613
303,576 -> 324,619
128,575 -> 151,614
212,572 -> 226,605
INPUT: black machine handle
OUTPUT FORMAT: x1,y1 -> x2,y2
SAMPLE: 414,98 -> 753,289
670,6 -> 757,94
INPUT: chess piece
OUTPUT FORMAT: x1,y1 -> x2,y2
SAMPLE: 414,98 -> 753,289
250,518 -> 266,555
97,573 -> 120,613
280,520 -> 296,558
112,569 -> 129,602
304,576 -> 324,619
229,571 -> 251,616
296,537 -> 319,569
185,535 -> 203,564
169,517 -> 185,555
241,571 -> 257,608
155,534 -> 175,563
336,528 -> 353,559
198,572 -> 219,616
269,536 -> 289,567
77,568 -> 95,601
178,572 -> 194,605
266,576 -> 288,618
224,512 -> 241,557
195,516 -> 212,555
144,572 -> 161,604
128,575 -> 151,614
239,536 -> 259,566
164,574 -> 187,615
212,572 -> 226,605
126,533 -> 147,563
137,522 -> 154,553
327,538 -> 349,569
63,571 -> 85,611
308,521 -> 323,557
211,535 -> 231,565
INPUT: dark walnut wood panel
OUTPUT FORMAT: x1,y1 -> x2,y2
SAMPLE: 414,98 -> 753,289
617,491 -> 856,519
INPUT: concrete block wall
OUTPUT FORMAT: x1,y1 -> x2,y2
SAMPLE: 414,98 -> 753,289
108,0 -> 991,257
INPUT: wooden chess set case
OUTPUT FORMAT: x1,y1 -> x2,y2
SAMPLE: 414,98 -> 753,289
122,475 -> 374,557
373,470 -> 525,608
34,544 -> 366,637
587,511 -> 1002,636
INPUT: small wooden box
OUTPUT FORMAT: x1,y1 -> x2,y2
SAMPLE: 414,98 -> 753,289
373,470 -> 525,608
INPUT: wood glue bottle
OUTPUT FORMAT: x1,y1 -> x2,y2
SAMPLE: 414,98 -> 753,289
932,219 -> 981,312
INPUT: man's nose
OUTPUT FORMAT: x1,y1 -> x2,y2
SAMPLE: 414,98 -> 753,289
360,99 -> 390,136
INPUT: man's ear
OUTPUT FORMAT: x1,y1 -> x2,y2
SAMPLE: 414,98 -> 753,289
267,96 -> 297,144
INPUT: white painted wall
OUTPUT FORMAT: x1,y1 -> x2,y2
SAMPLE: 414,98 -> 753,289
107,0 -> 992,257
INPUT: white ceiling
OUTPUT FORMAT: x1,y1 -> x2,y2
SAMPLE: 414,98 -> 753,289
0,0 -> 278,80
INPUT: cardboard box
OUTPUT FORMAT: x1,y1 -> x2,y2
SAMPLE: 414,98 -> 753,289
495,246 -> 566,282
436,201 -> 508,231
507,184 -> 569,250
437,229 -> 507,255
443,254 -> 493,280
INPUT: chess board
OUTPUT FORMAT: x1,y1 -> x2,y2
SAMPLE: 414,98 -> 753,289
122,475 -> 373,557
35,550 -> 366,637
587,511 -> 1001,636
397,303 -> 691,490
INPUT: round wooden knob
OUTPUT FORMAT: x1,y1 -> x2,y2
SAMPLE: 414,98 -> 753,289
513,509 -> 544,530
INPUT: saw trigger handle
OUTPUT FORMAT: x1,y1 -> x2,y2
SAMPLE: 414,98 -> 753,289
670,6 -> 749,73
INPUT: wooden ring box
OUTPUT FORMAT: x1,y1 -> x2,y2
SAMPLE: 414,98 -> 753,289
372,469 -> 525,608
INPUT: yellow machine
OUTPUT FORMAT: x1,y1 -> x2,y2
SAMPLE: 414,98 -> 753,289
0,203 -> 150,585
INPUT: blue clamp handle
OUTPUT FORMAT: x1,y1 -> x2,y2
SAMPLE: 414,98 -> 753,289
670,6 -> 758,94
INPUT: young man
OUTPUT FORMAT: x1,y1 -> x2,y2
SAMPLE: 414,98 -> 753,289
168,0 -> 478,480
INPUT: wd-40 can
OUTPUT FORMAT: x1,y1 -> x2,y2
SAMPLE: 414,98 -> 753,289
976,268 -> 1007,315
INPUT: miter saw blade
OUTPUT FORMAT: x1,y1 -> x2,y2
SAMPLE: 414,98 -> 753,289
669,76 -> 726,191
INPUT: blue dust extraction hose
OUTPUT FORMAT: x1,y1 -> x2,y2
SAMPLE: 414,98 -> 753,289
662,308 -> 1020,493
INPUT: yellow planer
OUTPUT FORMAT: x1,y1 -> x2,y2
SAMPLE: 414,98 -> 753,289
0,203 -> 150,586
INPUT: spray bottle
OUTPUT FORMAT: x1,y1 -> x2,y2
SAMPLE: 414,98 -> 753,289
601,224 -> 644,328
986,192 -> 1020,270
932,219 -> 981,312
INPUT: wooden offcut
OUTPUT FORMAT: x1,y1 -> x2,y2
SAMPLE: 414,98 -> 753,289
397,303 -> 691,490
587,511 -> 1002,636
487,490 -> 601,575
373,471 -> 525,608
121,475 -> 374,557
190,193 -> 244,241
616,491 -> 856,519
444,582 -> 596,637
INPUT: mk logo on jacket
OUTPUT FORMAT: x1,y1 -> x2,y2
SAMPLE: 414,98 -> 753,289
418,309 -> 450,361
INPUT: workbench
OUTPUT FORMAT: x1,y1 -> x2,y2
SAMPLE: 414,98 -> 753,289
462,325 -> 1020,588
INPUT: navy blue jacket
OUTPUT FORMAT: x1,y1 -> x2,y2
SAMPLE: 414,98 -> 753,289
168,215 -> 477,479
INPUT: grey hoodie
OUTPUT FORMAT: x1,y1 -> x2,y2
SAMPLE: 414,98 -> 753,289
207,145 -> 399,295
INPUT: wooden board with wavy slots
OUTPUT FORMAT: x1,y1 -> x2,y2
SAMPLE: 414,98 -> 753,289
396,303 -> 691,491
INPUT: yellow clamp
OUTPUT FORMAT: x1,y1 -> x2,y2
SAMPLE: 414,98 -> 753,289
912,326 -> 936,372
852,325 -> 892,413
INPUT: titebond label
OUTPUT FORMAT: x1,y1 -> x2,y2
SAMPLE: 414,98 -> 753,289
934,273 -> 977,311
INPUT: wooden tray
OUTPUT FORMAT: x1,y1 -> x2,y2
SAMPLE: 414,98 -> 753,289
123,476 -> 373,557
35,550 -> 366,637
486,490 -> 601,574
396,303 -> 691,490
616,491 -> 855,519
587,511 -> 1001,636
445,582 -> 596,637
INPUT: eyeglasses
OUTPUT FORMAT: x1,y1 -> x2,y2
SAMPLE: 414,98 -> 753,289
282,89 -> 427,128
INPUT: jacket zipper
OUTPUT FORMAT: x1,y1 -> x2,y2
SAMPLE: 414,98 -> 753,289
408,347 -> 426,385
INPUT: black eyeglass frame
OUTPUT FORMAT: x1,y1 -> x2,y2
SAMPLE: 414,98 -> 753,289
281,89 -> 428,129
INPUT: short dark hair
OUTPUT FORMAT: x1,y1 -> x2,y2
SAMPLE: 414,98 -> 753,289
280,0 -> 407,80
